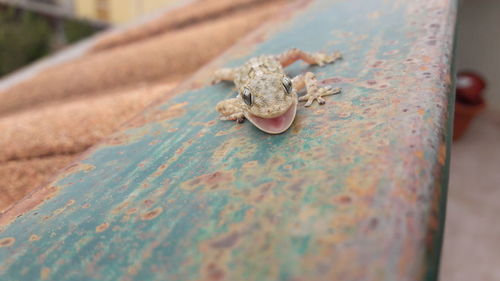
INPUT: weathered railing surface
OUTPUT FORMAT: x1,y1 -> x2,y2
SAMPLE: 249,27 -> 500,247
0,0 -> 456,280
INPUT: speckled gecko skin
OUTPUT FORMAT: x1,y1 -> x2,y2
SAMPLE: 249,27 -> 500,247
212,48 -> 342,134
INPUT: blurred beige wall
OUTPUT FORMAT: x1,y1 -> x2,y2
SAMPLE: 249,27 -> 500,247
74,0 -> 181,24
456,0 -> 500,112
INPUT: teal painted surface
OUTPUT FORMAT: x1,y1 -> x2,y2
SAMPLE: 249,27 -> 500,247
0,0 -> 456,280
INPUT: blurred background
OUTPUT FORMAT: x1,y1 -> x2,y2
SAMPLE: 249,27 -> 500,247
0,0 -> 183,77
440,0 -> 500,280
0,0 -> 498,280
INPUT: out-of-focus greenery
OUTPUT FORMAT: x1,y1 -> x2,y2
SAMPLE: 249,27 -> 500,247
0,9 -> 51,76
0,7 -> 99,77
64,19 -> 97,44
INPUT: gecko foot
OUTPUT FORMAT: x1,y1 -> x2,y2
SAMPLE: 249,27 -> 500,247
216,98 -> 245,122
211,68 -> 236,85
313,51 -> 342,66
299,86 -> 341,107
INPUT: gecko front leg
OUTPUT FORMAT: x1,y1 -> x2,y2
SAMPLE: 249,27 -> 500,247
294,72 -> 341,107
212,67 -> 238,84
278,48 -> 342,67
215,98 -> 245,123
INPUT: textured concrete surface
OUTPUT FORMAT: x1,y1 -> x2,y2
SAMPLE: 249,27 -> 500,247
440,111 -> 500,281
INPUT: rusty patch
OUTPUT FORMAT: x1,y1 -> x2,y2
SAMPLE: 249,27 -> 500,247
126,208 -> 138,215
0,237 -> 15,247
29,234 -> 41,242
40,267 -> 50,280
214,124 -> 243,136
337,195 -> 353,204
96,222 -> 110,233
205,263 -> 226,281
242,160 -> 258,169
212,137 -> 257,161
143,199 -> 155,206
210,232 -> 240,249
181,170 -> 236,191
140,207 -> 163,221
63,163 -> 95,175
151,102 -> 188,122
112,201 -> 131,215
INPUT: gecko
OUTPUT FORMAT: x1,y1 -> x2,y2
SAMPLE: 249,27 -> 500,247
212,48 -> 342,134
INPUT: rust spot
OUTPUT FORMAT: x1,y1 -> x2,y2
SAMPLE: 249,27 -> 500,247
143,199 -> 155,206
106,134 -> 135,146
112,201 -> 130,214
40,267 -> 50,280
321,76 -> 356,85
126,208 -> 138,215
82,203 -> 91,209
338,195 -> 352,204
29,234 -> 41,242
215,124 -> 243,136
153,102 -> 189,122
141,207 -> 163,221
0,237 -> 15,247
96,222 -> 110,233
211,232 -> 239,248
52,207 -> 66,216
243,160 -> 259,169
206,263 -> 225,281
213,137 -> 256,160
63,163 -> 95,174
182,170 -> 235,191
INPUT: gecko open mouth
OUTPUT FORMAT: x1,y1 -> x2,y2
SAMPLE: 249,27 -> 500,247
245,101 -> 297,134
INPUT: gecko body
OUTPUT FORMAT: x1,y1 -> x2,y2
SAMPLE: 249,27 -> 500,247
213,49 -> 342,134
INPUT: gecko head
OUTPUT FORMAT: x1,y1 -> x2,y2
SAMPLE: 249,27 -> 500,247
240,73 -> 297,134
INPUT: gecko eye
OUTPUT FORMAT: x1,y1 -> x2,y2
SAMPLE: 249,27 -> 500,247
241,88 -> 253,106
282,77 -> 293,94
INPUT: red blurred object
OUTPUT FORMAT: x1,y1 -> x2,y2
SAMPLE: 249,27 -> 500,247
453,71 -> 486,140
456,72 -> 486,105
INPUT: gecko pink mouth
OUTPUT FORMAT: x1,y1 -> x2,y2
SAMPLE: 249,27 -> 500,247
245,102 -> 297,134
